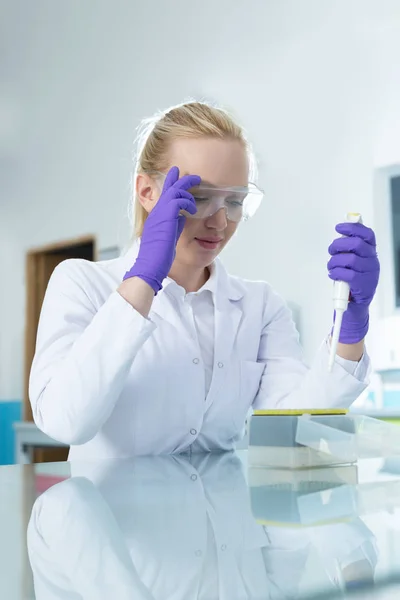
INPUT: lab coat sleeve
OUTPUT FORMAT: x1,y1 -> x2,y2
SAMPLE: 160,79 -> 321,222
29,260 -> 156,445
307,520 -> 378,589
333,345 -> 369,380
252,287 -> 369,410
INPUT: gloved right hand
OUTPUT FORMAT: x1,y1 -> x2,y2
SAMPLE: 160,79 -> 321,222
123,166 -> 200,293
328,222 -> 380,343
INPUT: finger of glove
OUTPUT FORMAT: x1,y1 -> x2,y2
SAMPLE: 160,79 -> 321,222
329,268 -> 376,303
328,236 -> 377,258
335,222 -> 376,246
165,191 -> 197,216
177,215 -> 186,239
162,166 -> 180,193
329,235 -> 376,257
327,253 -> 377,273
328,266 -> 365,286
172,174 -> 201,191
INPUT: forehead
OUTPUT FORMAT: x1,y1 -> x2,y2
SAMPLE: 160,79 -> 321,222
167,137 -> 249,187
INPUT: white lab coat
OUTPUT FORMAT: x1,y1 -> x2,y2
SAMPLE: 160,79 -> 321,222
27,453 -> 377,600
29,243 -> 369,460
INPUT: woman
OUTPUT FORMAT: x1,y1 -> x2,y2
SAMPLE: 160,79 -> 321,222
29,102 -> 380,460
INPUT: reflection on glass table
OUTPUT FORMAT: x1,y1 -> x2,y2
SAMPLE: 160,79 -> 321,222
26,452 -> 400,600
320,580 -> 400,599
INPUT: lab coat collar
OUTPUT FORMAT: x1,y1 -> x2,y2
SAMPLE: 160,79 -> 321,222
117,239 -> 245,303
163,260 -> 217,301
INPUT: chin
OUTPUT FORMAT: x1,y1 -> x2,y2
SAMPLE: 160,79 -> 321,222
177,239 -> 225,266
193,249 -> 221,267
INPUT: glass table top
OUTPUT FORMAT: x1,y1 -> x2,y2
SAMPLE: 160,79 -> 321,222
3,451 -> 400,599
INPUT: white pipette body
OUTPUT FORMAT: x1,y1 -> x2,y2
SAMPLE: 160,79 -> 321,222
328,213 -> 363,372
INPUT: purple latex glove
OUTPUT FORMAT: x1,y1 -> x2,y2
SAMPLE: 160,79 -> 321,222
327,222 -> 380,344
124,167 -> 201,293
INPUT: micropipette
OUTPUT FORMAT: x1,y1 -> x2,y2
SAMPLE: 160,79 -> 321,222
328,213 -> 363,372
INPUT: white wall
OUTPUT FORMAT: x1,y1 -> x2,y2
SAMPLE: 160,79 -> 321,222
2,0 -> 400,399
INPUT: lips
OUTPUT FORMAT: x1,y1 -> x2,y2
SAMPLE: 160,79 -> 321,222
195,237 -> 223,243
195,237 -> 223,250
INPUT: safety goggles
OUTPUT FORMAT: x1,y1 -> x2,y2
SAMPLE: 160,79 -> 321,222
146,171 -> 264,223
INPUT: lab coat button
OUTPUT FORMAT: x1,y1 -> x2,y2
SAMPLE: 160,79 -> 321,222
190,428 -> 197,435
218,361 -> 224,368
195,550 -> 202,557
221,544 -> 227,551
193,358 -> 200,364
191,474 -> 198,481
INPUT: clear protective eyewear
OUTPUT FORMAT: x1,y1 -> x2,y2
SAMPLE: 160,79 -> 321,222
146,171 -> 264,223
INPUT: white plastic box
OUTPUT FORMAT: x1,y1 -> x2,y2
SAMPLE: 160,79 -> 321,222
248,410 -> 400,469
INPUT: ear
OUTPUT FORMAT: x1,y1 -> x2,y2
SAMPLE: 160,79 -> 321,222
136,173 -> 160,213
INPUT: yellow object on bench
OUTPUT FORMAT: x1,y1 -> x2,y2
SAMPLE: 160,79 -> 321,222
253,409 -> 348,416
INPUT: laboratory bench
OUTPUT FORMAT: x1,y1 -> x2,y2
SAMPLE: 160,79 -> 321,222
2,452 -> 400,599
12,408 -> 400,465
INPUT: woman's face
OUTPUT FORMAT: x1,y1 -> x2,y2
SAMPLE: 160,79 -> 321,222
166,137 -> 249,269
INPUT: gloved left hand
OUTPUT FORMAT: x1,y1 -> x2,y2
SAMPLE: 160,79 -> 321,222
328,222 -> 380,344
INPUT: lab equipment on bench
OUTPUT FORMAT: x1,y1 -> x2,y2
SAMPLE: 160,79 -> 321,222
248,409 -> 400,469
328,212 -> 363,372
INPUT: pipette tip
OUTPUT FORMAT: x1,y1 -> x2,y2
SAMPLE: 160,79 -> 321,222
329,309 -> 344,373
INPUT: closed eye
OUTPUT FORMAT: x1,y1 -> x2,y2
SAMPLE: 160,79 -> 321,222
226,198 -> 244,207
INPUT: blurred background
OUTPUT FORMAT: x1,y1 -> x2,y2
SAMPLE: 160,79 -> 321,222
2,0 -> 400,465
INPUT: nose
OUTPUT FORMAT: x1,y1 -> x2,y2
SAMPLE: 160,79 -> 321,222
205,207 -> 228,230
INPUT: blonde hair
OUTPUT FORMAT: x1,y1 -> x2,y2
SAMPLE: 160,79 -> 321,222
131,101 -> 255,238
